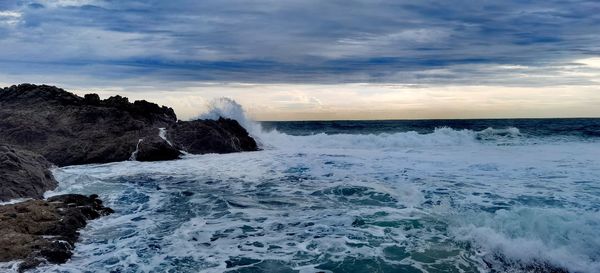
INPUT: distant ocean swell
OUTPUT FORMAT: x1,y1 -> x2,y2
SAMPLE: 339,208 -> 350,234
259,126 -> 524,150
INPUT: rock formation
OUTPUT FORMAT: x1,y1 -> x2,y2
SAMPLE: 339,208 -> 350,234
0,84 -> 258,166
0,194 -> 113,272
0,83 -> 259,271
0,145 -> 58,201
168,119 -> 259,154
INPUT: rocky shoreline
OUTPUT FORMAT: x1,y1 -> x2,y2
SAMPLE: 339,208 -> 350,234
0,195 -> 113,272
0,84 -> 258,167
0,84 -> 259,271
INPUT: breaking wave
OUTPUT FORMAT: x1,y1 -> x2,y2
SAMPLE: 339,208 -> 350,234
10,99 -> 595,273
196,97 -> 261,135
451,208 -> 600,273
183,98 -> 600,273
196,97 -> 525,150
259,126 -> 525,150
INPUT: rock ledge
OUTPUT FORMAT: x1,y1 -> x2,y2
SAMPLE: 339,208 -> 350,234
0,145 -> 58,202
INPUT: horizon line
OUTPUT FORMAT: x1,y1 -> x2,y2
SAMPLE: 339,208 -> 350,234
256,116 -> 600,122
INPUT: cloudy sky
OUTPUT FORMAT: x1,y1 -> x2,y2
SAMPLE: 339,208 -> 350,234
1,0 -> 600,120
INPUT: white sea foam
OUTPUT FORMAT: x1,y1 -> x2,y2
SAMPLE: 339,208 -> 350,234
158,128 -> 173,147
195,97 -> 529,151
0,261 -> 21,272
0,198 -> 32,205
259,127 -> 482,150
129,138 -> 143,161
19,99 -> 600,273
31,136 -> 600,273
196,98 -> 261,133
451,208 -> 600,272
476,126 -> 521,139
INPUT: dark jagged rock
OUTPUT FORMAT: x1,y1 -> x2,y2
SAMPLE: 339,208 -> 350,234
0,84 -> 177,166
135,130 -> 182,161
0,84 -> 258,166
168,118 -> 258,154
0,194 -> 113,272
0,84 -> 258,271
0,145 -> 58,201
0,84 -> 176,124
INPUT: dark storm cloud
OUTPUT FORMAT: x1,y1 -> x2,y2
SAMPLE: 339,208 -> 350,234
0,0 -> 599,85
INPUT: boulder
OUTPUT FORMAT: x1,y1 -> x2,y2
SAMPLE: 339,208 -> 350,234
0,145 -> 58,201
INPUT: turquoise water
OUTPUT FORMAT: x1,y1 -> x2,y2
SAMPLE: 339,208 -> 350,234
13,118 -> 600,273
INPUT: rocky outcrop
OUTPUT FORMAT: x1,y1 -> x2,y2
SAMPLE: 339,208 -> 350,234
0,144 -> 113,271
0,84 -> 257,271
0,145 -> 58,202
135,130 -> 182,161
0,194 -> 113,272
168,118 -> 258,154
0,84 -> 258,166
0,84 -> 178,166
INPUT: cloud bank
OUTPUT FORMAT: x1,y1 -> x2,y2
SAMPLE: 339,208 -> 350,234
0,0 -> 598,86
0,1 -> 599,119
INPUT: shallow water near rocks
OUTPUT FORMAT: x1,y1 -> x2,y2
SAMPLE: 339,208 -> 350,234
14,119 -> 600,273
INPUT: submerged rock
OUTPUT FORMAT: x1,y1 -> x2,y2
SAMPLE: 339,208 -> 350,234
0,84 -> 258,166
0,194 -> 113,272
0,145 -> 57,201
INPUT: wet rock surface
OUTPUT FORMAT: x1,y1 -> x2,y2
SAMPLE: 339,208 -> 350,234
0,84 -> 257,271
0,194 -> 113,272
0,145 -> 58,201
135,131 -> 182,162
0,84 -> 177,166
0,84 -> 258,166
168,118 -> 258,154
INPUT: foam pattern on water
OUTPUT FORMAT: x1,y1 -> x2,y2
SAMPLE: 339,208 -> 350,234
15,135 -> 597,273
7,100 -> 597,273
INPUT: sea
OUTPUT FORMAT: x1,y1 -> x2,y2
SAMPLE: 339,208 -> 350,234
4,102 -> 600,273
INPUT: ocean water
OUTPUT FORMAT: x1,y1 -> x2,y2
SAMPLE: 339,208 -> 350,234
9,103 -> 600,273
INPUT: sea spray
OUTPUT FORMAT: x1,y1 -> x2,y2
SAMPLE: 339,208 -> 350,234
195,97 -> 267,148
194,98 -> 530,150
196,98 -> 262,134
129,138 -> 143,161
158,128 -> 173,147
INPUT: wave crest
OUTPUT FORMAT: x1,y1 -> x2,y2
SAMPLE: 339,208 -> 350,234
195,98 -> 524,150
194,98 -> 264,146
259,126 -> 526,150
476,127 -> 521,140
451,208 -> 600,273
195,98 -> 255,130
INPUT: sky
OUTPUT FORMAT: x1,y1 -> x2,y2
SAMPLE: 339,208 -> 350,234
1,0 -> 600,120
